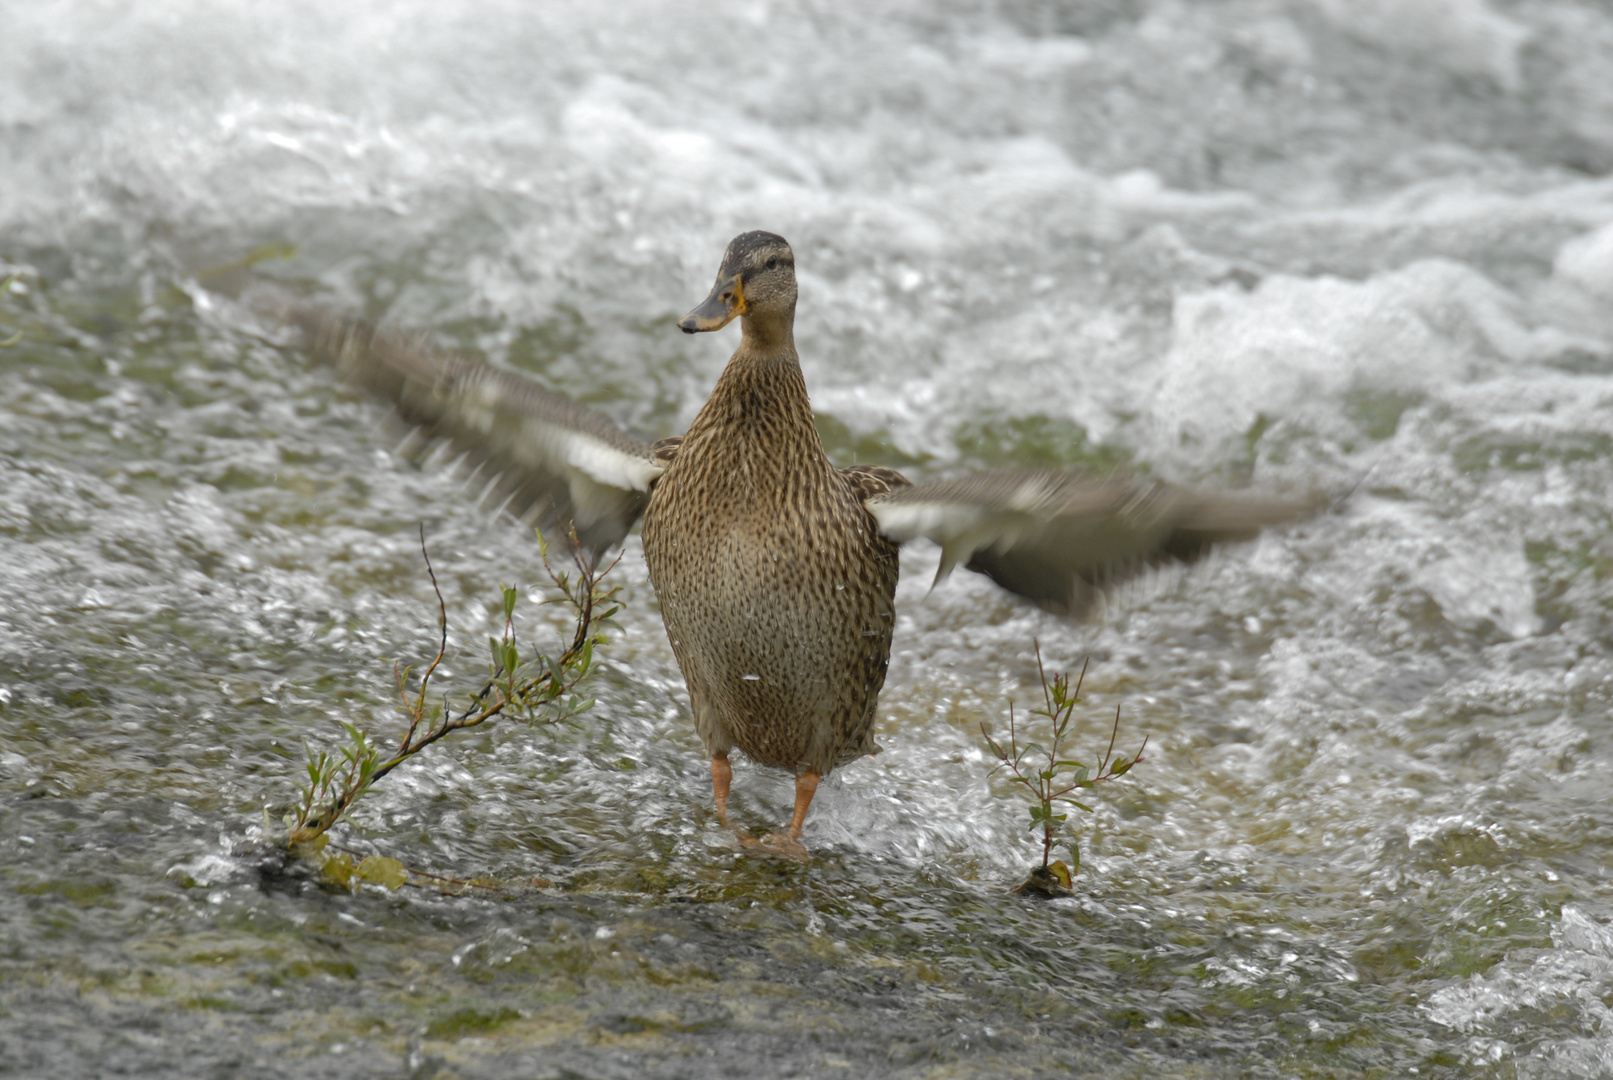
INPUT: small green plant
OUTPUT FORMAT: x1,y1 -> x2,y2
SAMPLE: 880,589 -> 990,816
981,646 -> 1148,896
285,524 -> 620,849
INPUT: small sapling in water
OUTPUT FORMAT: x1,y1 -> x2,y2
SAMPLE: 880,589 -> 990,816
283,524 -> 620,857
981,645 -> 1148,898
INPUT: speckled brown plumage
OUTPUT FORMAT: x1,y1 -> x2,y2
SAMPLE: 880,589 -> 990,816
642,336 -> 903,778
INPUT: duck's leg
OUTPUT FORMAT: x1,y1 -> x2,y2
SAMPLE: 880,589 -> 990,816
787,771 -> 820,839
711,756 -> 732,826
714,756 -> 814,862
756,770 -> 818,862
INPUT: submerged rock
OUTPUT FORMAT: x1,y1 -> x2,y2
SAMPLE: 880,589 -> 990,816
1013,861 -> 1074,899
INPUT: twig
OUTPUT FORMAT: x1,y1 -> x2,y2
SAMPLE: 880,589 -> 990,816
287,524 -> 619,847
978,647 -> 1149,873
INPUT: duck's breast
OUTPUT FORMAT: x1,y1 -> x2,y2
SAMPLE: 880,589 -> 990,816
643,454 -> 898,772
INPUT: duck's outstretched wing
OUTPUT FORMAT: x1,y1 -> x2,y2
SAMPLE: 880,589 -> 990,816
863,469 -> 1311,617
292,305 -> 664,559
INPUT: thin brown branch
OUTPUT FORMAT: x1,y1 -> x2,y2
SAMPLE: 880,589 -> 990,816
396,523 -> 448,755
1034,639 -> 1052,718
1100,703 -> 1122,775
1007,699 -> 1020,764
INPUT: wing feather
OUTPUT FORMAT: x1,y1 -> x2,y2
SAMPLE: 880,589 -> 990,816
865,468 -> 1311,617
292,305 -> 663,559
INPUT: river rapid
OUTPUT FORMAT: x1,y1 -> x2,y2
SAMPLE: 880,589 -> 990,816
6,1 -> 1613,1077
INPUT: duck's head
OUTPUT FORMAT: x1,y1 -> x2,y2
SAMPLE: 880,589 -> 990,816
679,231 -> 796,337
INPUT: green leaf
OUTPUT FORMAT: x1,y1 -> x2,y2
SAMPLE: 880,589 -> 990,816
356,855 -> 408,889
501,584 -> 518,621
1060,798 -> 1094,813
489,636 -> 506,672
568,696 -> 595,716
340,722 -> 369,755
320,851 -> 355,889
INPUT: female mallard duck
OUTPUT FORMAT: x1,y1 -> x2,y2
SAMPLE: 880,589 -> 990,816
292,231 -> 1306,858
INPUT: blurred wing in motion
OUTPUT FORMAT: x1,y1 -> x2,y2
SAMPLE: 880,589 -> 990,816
839,463 -> 913,502
292,304 -> 664,559
865,469 -> 1311,617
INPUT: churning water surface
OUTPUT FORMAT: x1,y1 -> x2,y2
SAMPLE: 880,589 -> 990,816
6,1 -> 1613,1077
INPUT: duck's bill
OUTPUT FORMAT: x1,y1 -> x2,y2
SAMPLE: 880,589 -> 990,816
679,274 -> 746,333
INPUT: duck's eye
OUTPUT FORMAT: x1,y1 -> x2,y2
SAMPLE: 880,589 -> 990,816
766,256 -> 778,270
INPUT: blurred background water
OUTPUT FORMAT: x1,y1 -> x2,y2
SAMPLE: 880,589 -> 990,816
6,1 -> 1613,1076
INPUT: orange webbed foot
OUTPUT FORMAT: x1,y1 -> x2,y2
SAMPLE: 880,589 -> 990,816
746,770 -> 820,863
710,764 -> 821,863
755,831 -> 811,863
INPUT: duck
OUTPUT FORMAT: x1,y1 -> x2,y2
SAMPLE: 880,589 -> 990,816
285,230 -> 1308,858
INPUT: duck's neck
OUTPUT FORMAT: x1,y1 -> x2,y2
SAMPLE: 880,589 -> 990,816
739,305 -> 795,353
691,309 -> 821,462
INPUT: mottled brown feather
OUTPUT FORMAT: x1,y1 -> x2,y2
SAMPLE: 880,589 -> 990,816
291,305 -> 659,559
867,469 -> 1313,617
641,344 -> 900,776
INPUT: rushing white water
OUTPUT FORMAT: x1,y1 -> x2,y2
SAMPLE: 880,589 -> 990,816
6,1 -> 1613,1076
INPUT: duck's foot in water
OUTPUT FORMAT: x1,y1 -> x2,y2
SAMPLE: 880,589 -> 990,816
717,767 -> 819,862
748,770 -> 820,862
708,761 -> 820,861
752,831 -> 811,862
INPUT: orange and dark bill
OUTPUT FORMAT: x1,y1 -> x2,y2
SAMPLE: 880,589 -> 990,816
679,272 -> 746,333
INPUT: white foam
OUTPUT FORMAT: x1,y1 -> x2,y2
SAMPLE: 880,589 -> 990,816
1426,905 -> 1613,1076
1554,222 -> 1613,300
1142,259 -> 1592,471
1307,0 -> 1532,90
1414,546 -> 1541,639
